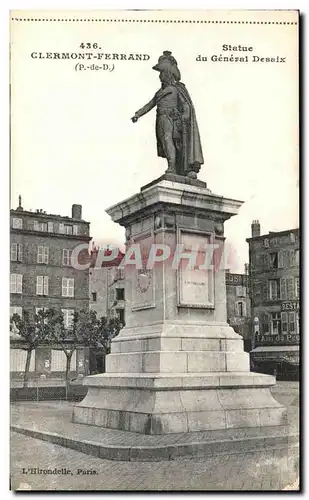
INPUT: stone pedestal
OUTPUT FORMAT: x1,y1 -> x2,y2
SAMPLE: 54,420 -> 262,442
73,179 -> 286,434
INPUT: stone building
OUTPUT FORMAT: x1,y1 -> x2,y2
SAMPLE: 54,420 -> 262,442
89,246 -> 125,325
10,197 -> 91,382
247,221 -> 300,379
225,272 -> 251,352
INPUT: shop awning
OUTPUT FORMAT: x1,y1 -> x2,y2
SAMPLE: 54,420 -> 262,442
251,345 -> 299,365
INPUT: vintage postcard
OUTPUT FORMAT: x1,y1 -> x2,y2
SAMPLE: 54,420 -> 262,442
10,10 -> 299,491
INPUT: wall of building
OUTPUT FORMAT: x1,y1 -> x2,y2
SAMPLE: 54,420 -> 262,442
225,273 -> 251,351
89,264 -> 125,323
10,204 -> 91,381
247,227 -> 299,378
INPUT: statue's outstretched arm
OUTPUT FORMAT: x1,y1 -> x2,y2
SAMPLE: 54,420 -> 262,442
132,97 -> 156,122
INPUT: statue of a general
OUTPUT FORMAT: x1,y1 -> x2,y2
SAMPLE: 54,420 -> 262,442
131,51 -> 204,179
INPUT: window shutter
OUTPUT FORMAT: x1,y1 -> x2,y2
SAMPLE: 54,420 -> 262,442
295,277 -> 300,299
296,312 -> 300,334
234,302 -> 239,316
59,223 -> 65,234
287,277 -> 295,300
18,244 -> 23,262
289,312 -> 296,332
289,249 -> 295,267
43,276 -> 49,295
280,278 -> 287,300
281,312 -> 288,333
283,250 -> 290,268
48,222 -> 53,233
36,276 -> 43,295
109,287 -> 116,306
37,246 -> 43,263
11,243 -> 17,261
242,301 -> 247,317
10,274 -> 16,293
278,250 -> 284,268
17,275 -> 22,293
262,282 -> 268,301
44,247 -> 49,264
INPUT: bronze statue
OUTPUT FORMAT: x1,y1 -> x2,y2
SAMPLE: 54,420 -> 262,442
131,51 -> 204,179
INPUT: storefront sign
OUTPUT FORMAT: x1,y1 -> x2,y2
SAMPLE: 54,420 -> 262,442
281,301 -> 299,311
226,273 -> 249,286
255,333 -> 300,346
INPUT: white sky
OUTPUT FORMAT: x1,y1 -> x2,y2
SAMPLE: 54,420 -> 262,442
10,10 -> 299,273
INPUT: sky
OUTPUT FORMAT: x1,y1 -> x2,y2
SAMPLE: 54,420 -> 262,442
10,10 -> 299,273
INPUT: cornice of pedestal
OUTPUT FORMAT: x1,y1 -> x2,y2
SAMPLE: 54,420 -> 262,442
106,180 -> 244,225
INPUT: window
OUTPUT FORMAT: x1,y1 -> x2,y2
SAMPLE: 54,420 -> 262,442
36,276 -> 49,295
62,249 -> 71,266
10,306 -> 22,318
270,313 -> 281,335
34,221 -> 48,232
115,268 -> 125,281
65,225 -> 73,235
116,308 -> 125,325
92,292 -> 97,302
268,252 -> 278,268
37,246 -> 49,264
11,243 -> 23,262
264,238 -> 269,248
10,274 -> 23,294
236,286 -> 246,298
59,223 -> 65,234
48,222 -> 54,233
62,278 -> 74,297
269,279 -> 280,300
73,225 -> 79,235
12,218 -> 23,229
235,301 -> 246,317
36,307 -> 47,314
61,309 -> 74,328
278,250 -> 290,268
294,249 -> 300,266
295,277 -> 300,299
35,307 -> 48,324
116,288 -> 125,301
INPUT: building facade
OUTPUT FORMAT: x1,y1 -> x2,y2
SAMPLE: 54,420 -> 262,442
10,198 -> 91,382
225,272 -> 251,352
247,221 -> 300,379
89,246 -> 125,325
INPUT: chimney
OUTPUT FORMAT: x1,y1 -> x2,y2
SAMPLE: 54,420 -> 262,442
72,204 -> 82,220
251,220 -> 260,238
16,195 -> 23,211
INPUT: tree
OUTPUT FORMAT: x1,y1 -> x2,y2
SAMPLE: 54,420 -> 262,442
74,311 -> 122,373
11,310 -> 52,388
48,309 -> 77,384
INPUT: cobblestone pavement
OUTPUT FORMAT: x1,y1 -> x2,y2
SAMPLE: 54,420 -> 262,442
10,431 -> 299,491
10,382 -> 300,491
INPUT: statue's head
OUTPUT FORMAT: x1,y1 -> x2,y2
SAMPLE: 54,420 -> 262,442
153,51 -> 181,81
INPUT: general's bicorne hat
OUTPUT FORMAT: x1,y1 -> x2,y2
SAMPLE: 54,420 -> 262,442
152,51 -> 181,80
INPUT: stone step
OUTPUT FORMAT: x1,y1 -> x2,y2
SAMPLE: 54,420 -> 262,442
11,423 -> 299,462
